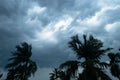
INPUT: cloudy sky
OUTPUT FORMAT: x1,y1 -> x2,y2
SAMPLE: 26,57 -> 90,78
0,0 -> 120,80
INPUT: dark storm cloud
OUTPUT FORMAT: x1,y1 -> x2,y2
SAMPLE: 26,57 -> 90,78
0,0 -> 37,67
0,0 -> 31,18
36,0 -> 100,21
24,0 -> 101,68
0,0 -> 120,80
0,0 -> 38,38
36,0 -> 75,12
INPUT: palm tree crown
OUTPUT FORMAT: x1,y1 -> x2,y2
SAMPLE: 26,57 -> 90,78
59,34 -> 112,80
5,42 -> 37,80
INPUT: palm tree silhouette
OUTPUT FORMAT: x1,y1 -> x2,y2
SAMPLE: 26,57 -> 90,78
59,34 -> 112,80
50,68 -> 70,80
5,42 -> 37,80
108,52 -> 120,80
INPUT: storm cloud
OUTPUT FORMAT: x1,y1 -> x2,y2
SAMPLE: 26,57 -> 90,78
0,0 -> 120,80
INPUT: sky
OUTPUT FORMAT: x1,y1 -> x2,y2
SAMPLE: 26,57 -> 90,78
0,0 -> 120,80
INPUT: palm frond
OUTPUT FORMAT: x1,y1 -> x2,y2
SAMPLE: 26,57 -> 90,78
98,70 -> 112,80
60,60 -> 80,69
99,62 -> 109,69
60,60 -> 80,77
83,34 -> 87,45
110,64 -> 120,78
68,35 -> 84,59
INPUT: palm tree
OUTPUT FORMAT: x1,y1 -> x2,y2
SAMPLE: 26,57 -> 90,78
108,52 -> 120,80
5,42 -> 37,80
59,34 -> 112,80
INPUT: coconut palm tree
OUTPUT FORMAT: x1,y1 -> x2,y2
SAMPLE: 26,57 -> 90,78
5,42 -> 37,80
59,34 -> 112,80
108,52 -> 120,80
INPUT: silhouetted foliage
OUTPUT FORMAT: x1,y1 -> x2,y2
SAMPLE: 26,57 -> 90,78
0,73 -> 3,79
50,68 -> 59,80
58,34 -> 112,80
5,42 -> 37,80
50,68 -> 70,80
108,51 -> 120,80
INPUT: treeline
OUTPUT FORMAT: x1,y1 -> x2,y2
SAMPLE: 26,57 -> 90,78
0,34 -> 120,80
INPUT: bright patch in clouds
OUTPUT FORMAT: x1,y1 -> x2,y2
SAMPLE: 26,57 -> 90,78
84,6 -> 112,27
35,16 -> 73,43
85,15 -> 100,26
36,27 -> 57,43
105,22 -> 120,32
105,24 -> 114,32
54,17 -> 73,31
32,6 -> 46,13
28,5 -> 46,15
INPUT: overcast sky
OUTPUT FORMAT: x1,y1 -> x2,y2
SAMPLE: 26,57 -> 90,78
0,0 -> 120,80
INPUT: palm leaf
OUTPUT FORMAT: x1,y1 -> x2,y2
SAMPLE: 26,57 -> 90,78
60,60 -> 80,77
